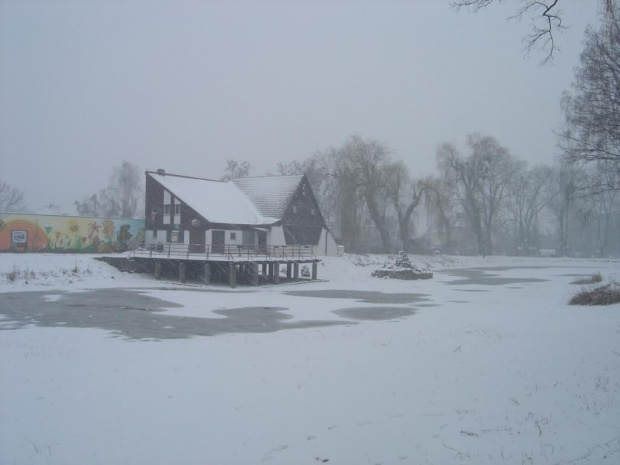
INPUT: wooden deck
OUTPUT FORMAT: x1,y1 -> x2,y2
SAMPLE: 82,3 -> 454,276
129,243 -> 320,287
130,243 -> 318,262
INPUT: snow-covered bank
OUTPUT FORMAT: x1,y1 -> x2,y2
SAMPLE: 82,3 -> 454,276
1,253 -> 619,464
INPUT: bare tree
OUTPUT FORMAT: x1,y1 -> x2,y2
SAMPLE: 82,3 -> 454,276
438,141 -> 486,255
424,175 -> 458,253
221,159 -> 253,181
470,134 -> 521,254
338,135 -> 394,253
453,1 -> 618,65
385,161 -> 428,252
560,2 -> 620,186
545,163 -> 583,256
452,0 -> 566,64
438,134 -> 518,255
0,180 -> 26,213
74,194 -> 100,217
572,165 -> 619,256
74,161 -> 143,218
505,164 -> 552,254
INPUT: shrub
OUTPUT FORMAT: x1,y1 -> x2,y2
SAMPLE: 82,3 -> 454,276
569,281 -> 620,306
571,272 -> 603,285
6,266 -> 18,282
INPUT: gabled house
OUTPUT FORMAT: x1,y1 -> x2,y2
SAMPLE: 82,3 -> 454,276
144,169 -> 338,256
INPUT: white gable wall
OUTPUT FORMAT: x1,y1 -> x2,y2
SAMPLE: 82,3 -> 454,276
269,226 -> 286,247
314,228 -> 338,256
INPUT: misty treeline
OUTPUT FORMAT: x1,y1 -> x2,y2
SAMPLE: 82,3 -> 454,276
268,133 -> 620,258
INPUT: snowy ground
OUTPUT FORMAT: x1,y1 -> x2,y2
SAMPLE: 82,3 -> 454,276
1,252 -> 619,464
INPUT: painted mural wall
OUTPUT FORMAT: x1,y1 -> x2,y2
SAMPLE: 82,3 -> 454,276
0,213 -> 144,253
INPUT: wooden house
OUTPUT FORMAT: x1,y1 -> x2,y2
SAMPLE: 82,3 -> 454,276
143,169 -> 338,256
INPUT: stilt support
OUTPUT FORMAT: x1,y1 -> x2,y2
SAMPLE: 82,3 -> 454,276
229,263 -> 237,288
249,262 -> 259,286
203,263 -> 211,285
273,262 -> 280,284
179,262 -> 186,284
312,261 -> 318,280
154,260 -> 162,280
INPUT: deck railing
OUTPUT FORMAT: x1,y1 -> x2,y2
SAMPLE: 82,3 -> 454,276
130,243 -> 317,261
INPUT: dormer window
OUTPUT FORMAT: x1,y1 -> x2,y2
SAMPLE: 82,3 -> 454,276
293,205 -> 298,214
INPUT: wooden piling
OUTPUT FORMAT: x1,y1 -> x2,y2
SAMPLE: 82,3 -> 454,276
273,262 -> 280,284
154,260 -> 162,280
229,263 -> 237,288
179,262 -> 186,284
203,263 -> 211,285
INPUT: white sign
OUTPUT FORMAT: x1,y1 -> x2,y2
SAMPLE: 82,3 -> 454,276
11,230 -> 28,245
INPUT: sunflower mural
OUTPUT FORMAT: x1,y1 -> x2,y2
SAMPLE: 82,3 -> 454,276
0,214 -> 144,253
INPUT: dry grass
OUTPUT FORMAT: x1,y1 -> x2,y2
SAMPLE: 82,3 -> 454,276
571,272 -> 603,285
569,281 -> 620,306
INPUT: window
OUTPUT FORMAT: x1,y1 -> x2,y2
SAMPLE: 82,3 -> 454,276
230,232 -> 237,241
242,230 -> 255,245
164,204 -> 171,215
292,205 -> 298,214
311,208 -> 315,216
170,230 -> 184,243
174,204 -> 181,215
153,230 -> 158,239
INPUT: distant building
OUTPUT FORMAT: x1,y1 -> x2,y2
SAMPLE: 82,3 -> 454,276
144,170 -> 338,256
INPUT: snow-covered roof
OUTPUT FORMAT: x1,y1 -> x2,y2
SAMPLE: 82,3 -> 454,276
148,173 -> 280,225
232,175 -> 303,219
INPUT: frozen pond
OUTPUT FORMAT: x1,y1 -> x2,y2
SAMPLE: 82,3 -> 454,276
0,288 -> 425,339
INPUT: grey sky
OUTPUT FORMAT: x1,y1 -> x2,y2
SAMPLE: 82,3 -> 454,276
0,0 -> 601,213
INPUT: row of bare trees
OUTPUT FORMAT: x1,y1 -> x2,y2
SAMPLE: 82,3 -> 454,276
273,132 -> 619,258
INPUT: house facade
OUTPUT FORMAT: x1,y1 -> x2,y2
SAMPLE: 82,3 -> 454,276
143,169 -> 338,256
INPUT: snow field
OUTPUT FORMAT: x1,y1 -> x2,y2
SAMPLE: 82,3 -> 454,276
0,253 -> 619,464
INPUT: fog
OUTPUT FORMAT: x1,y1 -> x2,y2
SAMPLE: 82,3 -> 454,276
0,0 -> 600,213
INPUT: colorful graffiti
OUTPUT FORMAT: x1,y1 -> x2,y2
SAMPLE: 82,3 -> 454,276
0,214 -> 144,253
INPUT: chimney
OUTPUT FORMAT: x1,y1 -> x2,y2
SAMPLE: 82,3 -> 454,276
156,169 -> 166,176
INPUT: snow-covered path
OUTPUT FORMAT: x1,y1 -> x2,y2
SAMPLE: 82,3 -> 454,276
1,253 -> 619,464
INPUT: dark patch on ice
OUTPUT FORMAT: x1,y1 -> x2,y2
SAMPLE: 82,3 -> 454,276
437,268 -> 548,286
0,289 -> 348,340
333,307 -> 415,321
284,289 -> 430,304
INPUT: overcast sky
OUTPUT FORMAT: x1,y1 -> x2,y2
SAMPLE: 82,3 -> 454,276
0,0 -> 602,214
